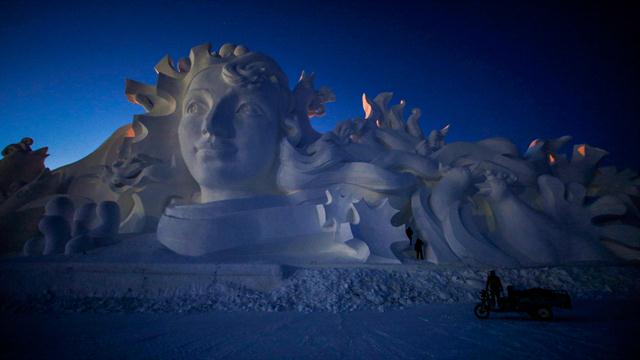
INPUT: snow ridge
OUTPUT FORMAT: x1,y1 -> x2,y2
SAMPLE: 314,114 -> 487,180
2,264 -> 639,314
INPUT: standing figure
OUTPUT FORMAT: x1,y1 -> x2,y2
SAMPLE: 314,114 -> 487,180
414,237 -> 424,260
405,226 -> 414,245
485,270 -> 503,308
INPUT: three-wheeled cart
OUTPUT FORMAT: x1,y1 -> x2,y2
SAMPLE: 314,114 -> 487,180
474,287 -> 572,321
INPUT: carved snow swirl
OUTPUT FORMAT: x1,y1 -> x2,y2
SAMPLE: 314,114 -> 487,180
222,53 -> 288,90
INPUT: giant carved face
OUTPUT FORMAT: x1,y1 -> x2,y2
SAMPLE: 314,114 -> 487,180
178,64 -> 285,202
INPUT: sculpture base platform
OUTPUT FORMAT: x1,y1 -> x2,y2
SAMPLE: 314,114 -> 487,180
0,261 -> 288,298
0,234 -> 296,297
0,232 -> 371,298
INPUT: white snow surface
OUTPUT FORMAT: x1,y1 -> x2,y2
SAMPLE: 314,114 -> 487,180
1,300 -> 638,359
2,251 -> 639,359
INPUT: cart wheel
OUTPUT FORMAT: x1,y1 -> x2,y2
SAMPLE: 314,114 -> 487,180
532,307 -> 553,321
474,304 -> 490,319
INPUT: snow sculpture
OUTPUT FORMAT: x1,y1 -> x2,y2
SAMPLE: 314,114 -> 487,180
40,216 -> 70,255
65,201 -> 120,254
0,137 -> 48,202
39,196 -> 74,255
90,201 -> 120,246
151,45 -> 368,262
64,234 -> 93,255
65,202 -> 96,254
23,197 -> 121,256
44,196 -> 75,223
123,42 -> 639,264
22,237 -> 44,256
6,41 -> 639,265
71,202 -> 96,237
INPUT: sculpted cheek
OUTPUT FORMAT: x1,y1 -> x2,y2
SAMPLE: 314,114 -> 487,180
183,116 -> 202,136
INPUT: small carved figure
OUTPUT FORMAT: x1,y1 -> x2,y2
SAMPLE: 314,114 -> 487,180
45,196 -> 75,223
90,201 -> 120,247
40,215 -> 70,255
72,202 -> 97,237
23,197 -> 120,256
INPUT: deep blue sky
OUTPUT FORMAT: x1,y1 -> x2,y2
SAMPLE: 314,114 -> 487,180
1,0 -> 638,169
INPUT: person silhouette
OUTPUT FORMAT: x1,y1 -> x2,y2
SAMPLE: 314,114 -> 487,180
405,226 -> 414,245
414,237 -> 424,260
485,270 -> 503,308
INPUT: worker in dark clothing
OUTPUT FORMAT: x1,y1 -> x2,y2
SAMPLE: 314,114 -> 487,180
485,270 -> 503,309
405,226 -> 413,245
414,237 -> 424,260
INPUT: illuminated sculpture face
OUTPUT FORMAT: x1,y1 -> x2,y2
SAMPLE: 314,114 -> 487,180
178,65 -> 284,203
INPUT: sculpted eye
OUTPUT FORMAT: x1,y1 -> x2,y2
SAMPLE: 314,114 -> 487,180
186,101 -> 207,115
236,103 -> 264,116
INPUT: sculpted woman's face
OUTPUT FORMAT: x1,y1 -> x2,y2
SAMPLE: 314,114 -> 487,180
178,66 -> 283,202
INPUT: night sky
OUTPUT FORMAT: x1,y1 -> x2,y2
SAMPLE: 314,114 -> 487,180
1,0 -> 638,169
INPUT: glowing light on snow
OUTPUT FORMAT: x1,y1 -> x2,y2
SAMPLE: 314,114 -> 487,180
125,126 -> 136,138
376,119 -> 382,128
528,139 -> 540,149
548,153 -> 556,165
577,145 -> 586,156
362,93 -> 372,119
126,94 -> 139,105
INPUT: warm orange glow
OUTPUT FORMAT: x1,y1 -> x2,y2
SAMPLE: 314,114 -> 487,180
125,126 -> 136,138
362,93 -> 372,119
126,94 -> 139,105
528,139 -> 540,149
548,153 -> 556,165
577,144 -> 586,156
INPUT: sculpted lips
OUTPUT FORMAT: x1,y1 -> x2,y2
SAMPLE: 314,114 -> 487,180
194,139 -> 238,160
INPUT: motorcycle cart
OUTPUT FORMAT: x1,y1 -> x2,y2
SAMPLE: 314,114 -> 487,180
474,286 -> 572,321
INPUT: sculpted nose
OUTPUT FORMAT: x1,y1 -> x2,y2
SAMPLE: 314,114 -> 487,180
202,106 -> 234,139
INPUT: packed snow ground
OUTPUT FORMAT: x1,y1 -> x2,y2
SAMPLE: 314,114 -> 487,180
2,263 -> 639,313
1,263 -> 639,359
1,300 -> 638,359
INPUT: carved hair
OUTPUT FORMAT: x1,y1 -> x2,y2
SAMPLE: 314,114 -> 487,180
123,43 -> 334,203
125,43 -> 292,144
220,52 -> 288,90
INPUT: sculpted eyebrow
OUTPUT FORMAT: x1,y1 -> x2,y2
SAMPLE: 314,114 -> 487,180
184,89 -> 213,105
189,88 -> 214,94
